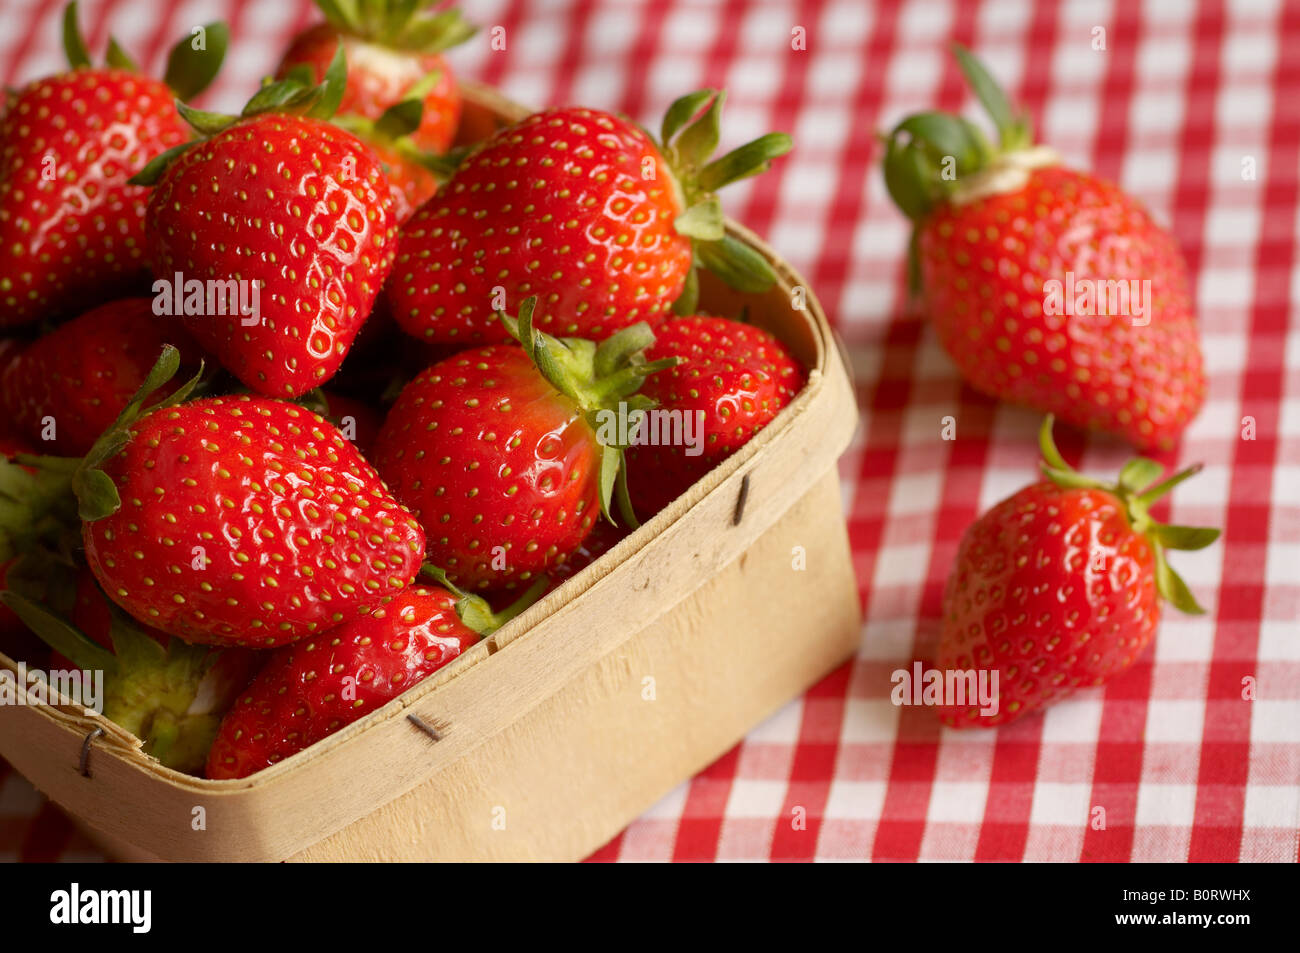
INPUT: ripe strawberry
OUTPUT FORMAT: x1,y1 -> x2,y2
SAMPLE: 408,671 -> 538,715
882,47 -> 1204,451
386,90 -> 792,345
206,571 -> 541,779
132,52 -> 398,398
0,297 -> 201,455
373,298 -> 674,592
625,315 -> 805,517
75,350 -> 425,647
936,416 -> 1219,728
0,4 -> 227,328
4,566 -> 260,774
276,3 -> 474,156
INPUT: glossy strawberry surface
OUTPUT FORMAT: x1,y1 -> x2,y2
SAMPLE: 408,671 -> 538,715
626,315 -> 805,517
937,482 -> 1160,727
373,346 -> 602,592
144,115 -> 398,398
277,24 -> 461,155
918,165 -> 1204,451
0,297 -> 201,455
206,584 -> 477,779
387,106 -> 690,345
82,395 -> 426,647
0,69 -> 189,327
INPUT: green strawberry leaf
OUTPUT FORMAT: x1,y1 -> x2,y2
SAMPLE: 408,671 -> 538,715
128,141 -> 197,186
0,591 -> 116,674
1153,546 -> 1207,615
673,90 -> 725,172
105,36 -> 138,72
661,89 -> 715,147
674,198 -> 725,241
62,2 -> 91,69
951,43 -> 1033,149
163,22 -> 229,102
597,442 -> 620,525
696,132 -> 793,193
1118,457 -> 1163,494
306,41 -> 348,121
695,234 -> 779,293
374,96 -> 425,141
1151,524 -> 1222,551
673,264 -> 700,316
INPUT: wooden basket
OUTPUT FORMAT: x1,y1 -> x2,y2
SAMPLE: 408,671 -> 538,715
0,83 -> 861,862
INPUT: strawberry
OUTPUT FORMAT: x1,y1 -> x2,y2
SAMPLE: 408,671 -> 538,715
0,3 -> 227,328
882,47 -> 1204,451
73,349 -> 425,647
4,566 -> 260,774
624,314 -> 805,518
206,570 -> 542,779
276,3 -> 474,156
131,51 -> 399,398
936,416 -> 1219,727
386,90 -> 793,345
372,298 -> 674,592
0,297 -> 202,455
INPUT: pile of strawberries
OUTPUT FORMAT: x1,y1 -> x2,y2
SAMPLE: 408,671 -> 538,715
0,2 -> 804,779
0,4 -> 1220,782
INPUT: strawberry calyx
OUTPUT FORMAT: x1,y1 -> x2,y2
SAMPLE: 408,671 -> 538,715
655,90 -> 794,313
1036,415 -> 1220,615
419,565 -> 547,635
61,1 -> 228,101
312,0 -> 476,54
128,44 -> 351,186
0,585 -> 237,774
499,296 -> 677,528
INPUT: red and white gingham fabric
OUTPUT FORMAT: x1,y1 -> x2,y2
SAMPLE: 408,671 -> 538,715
1,0 -> 1297,863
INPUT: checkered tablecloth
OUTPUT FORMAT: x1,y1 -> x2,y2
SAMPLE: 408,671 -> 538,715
2,0 -> 1297,863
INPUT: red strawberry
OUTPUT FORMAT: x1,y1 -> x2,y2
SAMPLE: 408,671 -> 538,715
625,315 -> 805,517
0,5 -> 227,328
936,416 -> 1219,728
4,566 -> 260,774
0,298 -> 201,455
882,46 -> 1204,451
276,4 -> 474,156
386,91 -> 792,345
133,55 -> 398,398
76,354 -> 425,647
206,572 -> 541,779
373,298 -> 674,592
